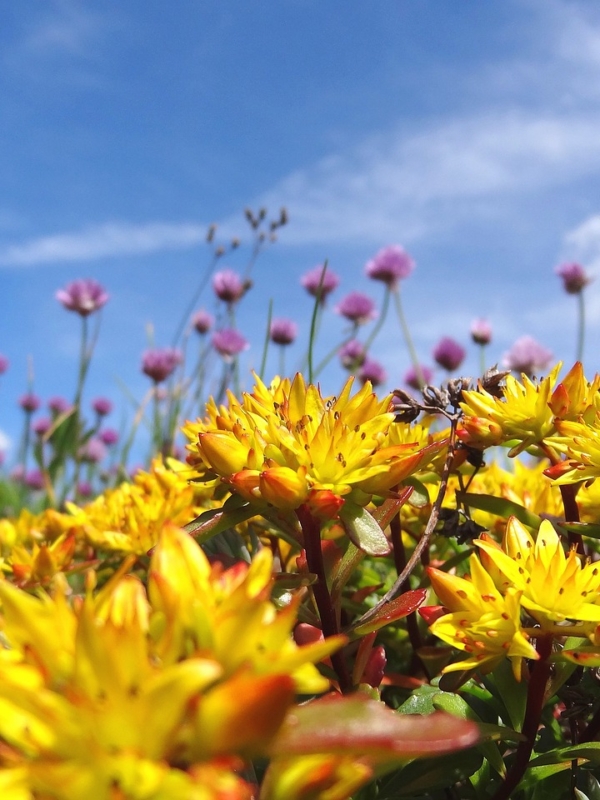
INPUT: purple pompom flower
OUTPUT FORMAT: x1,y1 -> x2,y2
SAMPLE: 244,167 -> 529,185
503,336 -> 553,377
359,358 -> 387,387
212,269 -> 246,304
270,318 -> 298,346
92,397 -> 113,417
19,393 -> 41,413
470,318 -> 492,346
365,245 -> 415,288
32,417 -> 52,437
48,396 -> 71,416
433,337 -> 466,372
99,427 -> 119,446
192,309 -> 213,334
555,262 -> 592,295
335,292 -> 377,325
56,279 -> 109,316
301,265 -> 340,301
141,348 -> 183,384
212,328 -> 249,359
25,469 -> 45,491
404,365 -> 434,390
338,340 -> 366,370
80,437 -> 107,464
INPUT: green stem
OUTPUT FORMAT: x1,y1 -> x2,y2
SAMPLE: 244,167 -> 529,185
258,300 -> 273,381
307,262 -> 329,384
576,290 -> 586,364
392,286 -> 424,388
363,285 -> 391,353
171,253 -> 219,348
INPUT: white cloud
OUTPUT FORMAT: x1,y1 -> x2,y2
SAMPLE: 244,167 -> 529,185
0,221 -> 208,267
262,110 -> 600,246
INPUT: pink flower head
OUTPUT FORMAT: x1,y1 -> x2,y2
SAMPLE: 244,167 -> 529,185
56,279 -> 109,316
212,269 -> 246,304
0,354 -> 9,375
80,437 -> 107,464
301,265 -> 340,301
141,348 -> 183,384
365,245 -> 415,288
19,393 -> 41,413
92,397 -> 113,417
25,469 -> 44,491
503,336 -> 553,377
192,309 -> 213,335
99,427 -> 119,446
270,318 -> 298,346
335,292 -> 377,325
555,262 -> 592,295
32,417 -> 52,437
359,358 -> 387,387
470,318 -> 492,346
433,337 -> 466,372
48,396 -> 71,415
338,340 -> 366,370
404,364 -> 434,390
212,328 -> 249,359
77,481 -> 93,498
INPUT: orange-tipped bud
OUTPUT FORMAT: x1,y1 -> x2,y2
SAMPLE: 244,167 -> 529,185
198,432 -> 249,474
307,489 -> 345,520
259,466 -> 308,509
228,469 -> 261,502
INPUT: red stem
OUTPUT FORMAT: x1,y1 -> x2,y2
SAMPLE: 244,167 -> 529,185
296,504 -> 352,693
491,635 -> 553,800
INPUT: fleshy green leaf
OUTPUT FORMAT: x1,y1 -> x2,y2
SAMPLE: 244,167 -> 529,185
401,477 -> 430,508
340,503 -> 391,556
184,501 -> 257,543
456,491 -> 542,530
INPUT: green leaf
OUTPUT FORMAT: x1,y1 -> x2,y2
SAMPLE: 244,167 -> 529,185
340,503 -> 391,556
516,763 -> 578,793
377,750 -> 482,796
184,502 -> 258,543
401,477 -> 429,508
352,589 -> 426,635
485,658 -> 528,730
560,521 -> 600,540
371,487 -> 414,528
456,491 -> 542,530
529,742 -> 600,767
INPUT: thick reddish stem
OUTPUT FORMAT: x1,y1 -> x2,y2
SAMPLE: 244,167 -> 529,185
296,504 -> 352,692
491,635 -> 553,800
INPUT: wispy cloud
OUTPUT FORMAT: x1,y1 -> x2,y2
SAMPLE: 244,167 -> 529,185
0,221 -> 207,267
262,110 -> 600,246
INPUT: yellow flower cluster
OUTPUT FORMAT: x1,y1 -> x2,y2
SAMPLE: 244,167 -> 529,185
427,518 -> 600,677
0,525 -> 345,799
183,373 -> 444,517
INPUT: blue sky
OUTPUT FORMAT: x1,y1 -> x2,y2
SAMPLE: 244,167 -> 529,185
2,0 -> 600,457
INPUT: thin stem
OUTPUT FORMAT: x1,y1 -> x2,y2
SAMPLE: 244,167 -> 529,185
491,635 -> 553,800
171,253 -> 219,348
478,343 -> 486,377
296,504 -> 352,692
258,300 -> 273,381
576,290 -> 585,364
352,415 -> 458,631
392,286 -> 424,387
307,262 -> 329,384
363,286 -> 391,353
390,515 -> 423,654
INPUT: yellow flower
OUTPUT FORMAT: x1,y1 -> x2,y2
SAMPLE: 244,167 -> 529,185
184,374 -> 443,515
475,518 -> 600,629
427,555 -> 538,678
544,415 -> 600,485
67,457 -> 205,554
0,526 -> 344,798
459,364 -> 562,455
